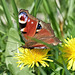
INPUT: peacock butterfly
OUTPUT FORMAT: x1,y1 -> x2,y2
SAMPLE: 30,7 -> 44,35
19,9 -> 61,49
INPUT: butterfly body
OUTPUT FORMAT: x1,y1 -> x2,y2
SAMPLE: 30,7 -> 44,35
19,9 -> 61,48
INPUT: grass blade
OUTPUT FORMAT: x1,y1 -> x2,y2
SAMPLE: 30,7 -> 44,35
38,67 -> 47,75
31,37 -> 53,49
68,0 -> 74,17
1,0 -> 13,28
10,0 -> 19,28
43,0 -> 61,38
61,57 -> 70,75
32,0 -> 42,17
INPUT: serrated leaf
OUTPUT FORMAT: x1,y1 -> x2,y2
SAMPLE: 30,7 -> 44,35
5,28 -> 33,75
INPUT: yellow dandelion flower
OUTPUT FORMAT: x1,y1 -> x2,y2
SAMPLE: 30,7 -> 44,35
14,48 -> 53,70
61,37 -> 75,70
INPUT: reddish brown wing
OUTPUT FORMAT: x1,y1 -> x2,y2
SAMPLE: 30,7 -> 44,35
19,9 -> 61,48
26,21 -> 61,47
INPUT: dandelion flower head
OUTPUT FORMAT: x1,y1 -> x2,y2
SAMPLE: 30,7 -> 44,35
61,37 -> 75,70
14,48 -> 53,70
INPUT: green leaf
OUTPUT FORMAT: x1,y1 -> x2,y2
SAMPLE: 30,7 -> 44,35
5,28 -> 21,67
9,35 -> 25,45
17,66 -> 33,75
8,64 -> 33,75
5,28 -> 33,75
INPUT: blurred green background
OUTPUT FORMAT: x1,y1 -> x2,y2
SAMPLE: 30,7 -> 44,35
0,0 -> 75,75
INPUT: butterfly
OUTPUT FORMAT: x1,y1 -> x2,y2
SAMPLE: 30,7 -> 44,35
19,9 -> 61,49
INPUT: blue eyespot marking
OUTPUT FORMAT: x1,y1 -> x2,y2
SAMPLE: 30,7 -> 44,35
37,24 -> 42,29
19,12 -> 28,24
19,12 -> 28,16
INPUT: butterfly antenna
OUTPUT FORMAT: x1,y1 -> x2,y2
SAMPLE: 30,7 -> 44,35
11,48 -> 19,52
11,45 -> 22,52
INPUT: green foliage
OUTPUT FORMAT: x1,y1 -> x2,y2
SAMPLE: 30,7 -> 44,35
0,0 -> 75,75
5,28 -> 33,75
